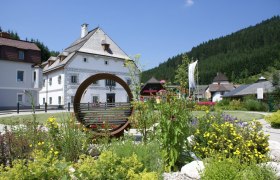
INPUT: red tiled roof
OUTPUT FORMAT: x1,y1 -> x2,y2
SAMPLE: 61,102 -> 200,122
0,37 -> 40,51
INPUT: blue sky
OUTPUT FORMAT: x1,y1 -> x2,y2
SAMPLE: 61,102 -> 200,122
0,0 -> 279,70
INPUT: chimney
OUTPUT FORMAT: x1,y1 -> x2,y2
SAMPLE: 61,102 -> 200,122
81,23 -> 88,38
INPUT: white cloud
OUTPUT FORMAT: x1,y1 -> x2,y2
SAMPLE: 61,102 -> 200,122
185,0 -> 194,7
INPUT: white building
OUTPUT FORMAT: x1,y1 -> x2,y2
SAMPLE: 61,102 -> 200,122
0,32 -> 42,109
206,72 -> 235,102
39,24 -> 138,107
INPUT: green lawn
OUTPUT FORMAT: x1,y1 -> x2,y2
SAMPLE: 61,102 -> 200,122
0,110 -> 265,125
0,112 -> 72,125
192,111 -> 265,122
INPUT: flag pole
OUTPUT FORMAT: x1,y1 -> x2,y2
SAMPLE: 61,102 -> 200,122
196,59 -> 199,102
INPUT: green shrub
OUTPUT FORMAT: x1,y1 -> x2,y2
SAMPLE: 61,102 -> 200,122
107,138 -> 164,174
129,100 -> 158,143
201,156 -> 277,180
193,104 -> 210,111
243,99 -> 268,111
265,110 -> 280,128
0,150 -> 71,180
229,99 -> 244,110
192,112 -> 269,163
45,115 -> 90,162
217,99 -> 230,106
75,151 -> 158,180
156,98 -> 192,171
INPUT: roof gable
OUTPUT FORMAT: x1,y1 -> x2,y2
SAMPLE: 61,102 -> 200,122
78,28 -> 130,60
213,72 -> 229,83
0,37 -> 40,51
64,27 -> 130,60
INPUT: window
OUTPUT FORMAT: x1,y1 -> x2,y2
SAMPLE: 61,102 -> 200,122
58,96 -> 61,105
49,78 -> 52,86
83,58 -> 87,62
71,96 -> 74,103
58,75 -> 61,84
43,79 -> 45,87
17,71 -> 24,82
33,71 -> 36,82
18,51 -> 24,60
126,78 -> 131,85
49,97 -> 52,105
92,80 -> 99,85
43,98 -> 45,104
104,60 -> 108,65
92,96 -> 99,103
71,75 -> 78,83
17,94 -> 23,103
105,79 -> 116,86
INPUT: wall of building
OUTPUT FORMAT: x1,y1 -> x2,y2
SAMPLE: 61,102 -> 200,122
0,45 -> 40,64
0,60 -> 41,109
39,70 -> 65,106
212,92 -> 223,102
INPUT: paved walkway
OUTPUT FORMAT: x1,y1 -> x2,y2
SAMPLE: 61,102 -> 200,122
0,109 -> 72,117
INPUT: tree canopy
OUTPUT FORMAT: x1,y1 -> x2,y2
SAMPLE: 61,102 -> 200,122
142,16 -> 280,84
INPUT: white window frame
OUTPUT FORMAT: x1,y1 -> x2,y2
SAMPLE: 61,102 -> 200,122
17,70 -> 24,82
33,71 -> 36,82
58,75 -> 62,85
49,78 -> 52,86
18,50 -> 24,60
92,80 -> 99,86
92,95 -> 99,103
58,96 -> 61,105
43,79 -> 46,87
105,79 -> 116,87
71,75 -> 78,84
17,93 -> 24,103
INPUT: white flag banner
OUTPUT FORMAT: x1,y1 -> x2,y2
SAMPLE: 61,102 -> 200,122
188,60 -> 198,89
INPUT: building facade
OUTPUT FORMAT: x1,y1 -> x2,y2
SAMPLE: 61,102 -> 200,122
39,24 -> 138,107
0,32 -> 42,109
206,72 -> 235,102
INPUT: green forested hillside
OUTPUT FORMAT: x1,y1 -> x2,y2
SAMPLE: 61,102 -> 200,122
142,16 -> 280,84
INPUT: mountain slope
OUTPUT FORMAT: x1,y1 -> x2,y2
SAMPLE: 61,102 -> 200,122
142,16 -> 280,84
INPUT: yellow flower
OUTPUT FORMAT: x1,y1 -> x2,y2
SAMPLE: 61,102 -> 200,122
29,144 -> 33,147
38,142 -> 41,146
233,148 -> 240,155
54,151 -> 59,155
206,110 -> 209,114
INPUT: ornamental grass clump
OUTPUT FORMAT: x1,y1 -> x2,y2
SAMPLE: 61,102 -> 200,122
192,112 -> 269,163
265,110 -> 280,128
45,115 -> 90,162
201,155 -> 278,180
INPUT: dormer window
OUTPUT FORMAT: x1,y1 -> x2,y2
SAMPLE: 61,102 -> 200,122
83,58 -> 87,62
18,50 -> 24,60
101,40 -> 110,51
104,60 -> 108,65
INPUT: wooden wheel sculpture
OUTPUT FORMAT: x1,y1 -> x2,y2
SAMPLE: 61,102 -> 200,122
73,73 -> 133,136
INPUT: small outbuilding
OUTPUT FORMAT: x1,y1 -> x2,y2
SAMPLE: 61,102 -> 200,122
205,72 -> 235,102
223,76 -> 274,99
140,77 -> 164,100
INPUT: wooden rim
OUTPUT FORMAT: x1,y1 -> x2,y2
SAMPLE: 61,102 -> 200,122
73,73 -> 133,136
